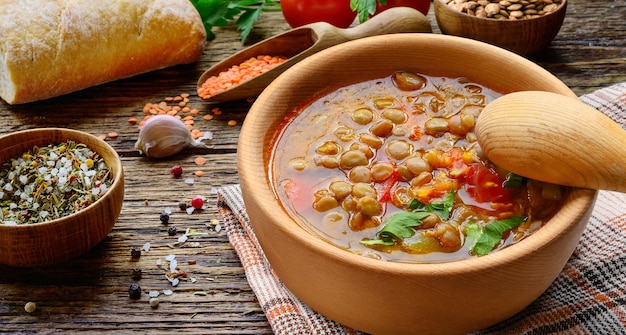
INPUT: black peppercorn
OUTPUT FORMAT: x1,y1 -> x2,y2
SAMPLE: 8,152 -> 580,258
159,213 -> 170,224
130,246 -> 141,259
128,283 -> 142,300
131,268 -> 142,280
168,226 -> 177,236
179,202 -> 188,211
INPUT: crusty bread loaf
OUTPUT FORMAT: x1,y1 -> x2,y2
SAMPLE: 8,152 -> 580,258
0,0 -> 206,104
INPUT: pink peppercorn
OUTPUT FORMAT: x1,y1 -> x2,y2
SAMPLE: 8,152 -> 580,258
191,196 -> 204,209
170,165 -> 183,178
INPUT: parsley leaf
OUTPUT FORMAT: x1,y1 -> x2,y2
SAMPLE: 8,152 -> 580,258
350,0 -> 386,24
503,172 -> 526,188
360,211 -> 431,246
408,189 -> 455,220
190,0 -> 281,43
361,190 -> 456,246
465,216 -> 526,256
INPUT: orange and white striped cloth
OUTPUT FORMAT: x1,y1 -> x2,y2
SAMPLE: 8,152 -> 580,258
217,82 -> 626,335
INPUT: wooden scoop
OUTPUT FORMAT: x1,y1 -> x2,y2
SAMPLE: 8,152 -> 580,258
475,91 -> 626,193
197,7 -> 432,103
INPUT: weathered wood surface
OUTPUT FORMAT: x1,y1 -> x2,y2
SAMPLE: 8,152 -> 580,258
0,1 -> 624,334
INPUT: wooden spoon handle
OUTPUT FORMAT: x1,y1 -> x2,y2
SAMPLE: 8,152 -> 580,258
476,91 -> 626,192
310,7 -> 432,51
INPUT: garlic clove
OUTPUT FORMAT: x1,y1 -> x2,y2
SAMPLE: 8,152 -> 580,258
135,114 -> 205,158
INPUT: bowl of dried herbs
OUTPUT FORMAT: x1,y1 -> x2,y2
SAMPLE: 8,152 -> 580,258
0,128 -> 124,267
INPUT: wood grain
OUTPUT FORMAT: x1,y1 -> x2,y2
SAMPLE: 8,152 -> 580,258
0,0 -> 624,333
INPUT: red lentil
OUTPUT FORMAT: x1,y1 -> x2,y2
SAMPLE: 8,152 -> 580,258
197,55 -> 288,100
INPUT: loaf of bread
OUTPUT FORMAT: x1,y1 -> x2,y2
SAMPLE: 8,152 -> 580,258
0,0 -> 206,104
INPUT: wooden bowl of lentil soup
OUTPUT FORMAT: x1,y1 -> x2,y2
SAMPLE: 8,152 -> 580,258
434,0 -> 567,56
0,128 -> 124,267
238,33 -> 596,335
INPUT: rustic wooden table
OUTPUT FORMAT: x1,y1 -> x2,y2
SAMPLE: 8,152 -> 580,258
0,1 -> 624,334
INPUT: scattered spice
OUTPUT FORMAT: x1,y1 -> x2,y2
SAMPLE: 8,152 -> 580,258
130,247 -> 141,259
168,226 -> 177,236
0,140 -> 113,225
179,202 -> 188,211
149,297 -> 160,309
191,196 -> 204,210
160,213 -> 170,224
131,268 -> 143,280
170,165 -> 183,178
197,55 -> 288,100
128,283 -> 142,300
24,302 -> 37,313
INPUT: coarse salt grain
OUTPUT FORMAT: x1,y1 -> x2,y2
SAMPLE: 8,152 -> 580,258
163,289 -> 173,295
143,242 -> 151,252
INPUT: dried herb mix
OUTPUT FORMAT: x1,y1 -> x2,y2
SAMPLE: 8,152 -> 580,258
0,140 -> 113,225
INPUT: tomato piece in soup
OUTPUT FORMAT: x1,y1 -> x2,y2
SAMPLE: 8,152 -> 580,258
464,163 -> 512,204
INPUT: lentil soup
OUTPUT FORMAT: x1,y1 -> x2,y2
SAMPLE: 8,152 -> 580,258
270,72 -> 565,263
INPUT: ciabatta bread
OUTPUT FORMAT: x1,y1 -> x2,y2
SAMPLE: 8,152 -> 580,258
0,0 -> 206,104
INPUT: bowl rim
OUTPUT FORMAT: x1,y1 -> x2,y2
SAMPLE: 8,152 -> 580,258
0,127 -> 124,230
239,33 -> 596,276
434,0 -> 567,22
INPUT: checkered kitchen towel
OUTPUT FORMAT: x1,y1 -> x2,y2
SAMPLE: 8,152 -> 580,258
217,82 -> 626,335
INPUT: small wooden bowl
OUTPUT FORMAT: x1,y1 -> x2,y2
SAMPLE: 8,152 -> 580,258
0,128 -> 124,267
434,0 -> 567,56
238,33 -> 596,334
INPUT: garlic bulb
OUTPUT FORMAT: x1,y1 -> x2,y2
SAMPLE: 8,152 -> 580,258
135,114 -> 206,158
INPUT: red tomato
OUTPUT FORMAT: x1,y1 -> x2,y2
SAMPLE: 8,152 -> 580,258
280,0 -> 357,28
374,0 -> 431,16
465,163 -> 511,204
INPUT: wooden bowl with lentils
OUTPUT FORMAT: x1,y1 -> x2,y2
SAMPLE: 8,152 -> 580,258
0,128 -> 124,267
434,0 -> 567,55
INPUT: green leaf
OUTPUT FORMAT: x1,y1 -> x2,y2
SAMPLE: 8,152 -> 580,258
465,216 -> 526,256
361,211 -> 431,246
408,189 -> 455,220
503,173 -> 526,188
237,7 -> 263,43
190,0 -> 280,43
350,0 -> 385,23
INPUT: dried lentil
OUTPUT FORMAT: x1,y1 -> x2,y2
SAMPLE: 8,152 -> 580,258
442,0 -> 563,19
198,55 -> 288,100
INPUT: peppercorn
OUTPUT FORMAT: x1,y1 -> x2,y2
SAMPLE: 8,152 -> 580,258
130,246 -> 141,259
159,213 -> 170,224
131,268 -> 142,280
179,202 -> 188,211
191,196 -> 204,209
128,283 -> 142,300
168,226 -> 177,236
170,165 -> 183,178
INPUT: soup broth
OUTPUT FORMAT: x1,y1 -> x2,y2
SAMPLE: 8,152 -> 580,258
270,72 -> 564,263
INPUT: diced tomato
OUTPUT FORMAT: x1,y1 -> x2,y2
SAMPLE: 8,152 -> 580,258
378,169 -> 400,203
464,163 -> 511,204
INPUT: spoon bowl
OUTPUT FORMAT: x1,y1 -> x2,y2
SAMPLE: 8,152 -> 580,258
475,91 -> 626,192
197,7 -> 432,103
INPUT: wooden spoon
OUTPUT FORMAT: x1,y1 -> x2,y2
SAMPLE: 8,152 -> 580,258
475,91 -> 626,193
197,7 -> 432,103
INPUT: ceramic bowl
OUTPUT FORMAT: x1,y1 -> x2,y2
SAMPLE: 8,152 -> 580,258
238,34 -> 595,335
0,128 -> 124,267
434,0 -> 567,56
